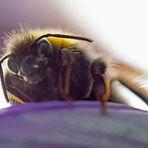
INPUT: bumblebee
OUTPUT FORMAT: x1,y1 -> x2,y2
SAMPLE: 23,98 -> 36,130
0,26 -> 148,113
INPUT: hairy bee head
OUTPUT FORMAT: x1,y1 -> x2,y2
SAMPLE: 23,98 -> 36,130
7,38 -> 55,84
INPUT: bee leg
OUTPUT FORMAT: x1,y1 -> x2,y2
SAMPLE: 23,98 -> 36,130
91,60 -> 109,115
92,75 -> 107,115
59,49 -> 73,101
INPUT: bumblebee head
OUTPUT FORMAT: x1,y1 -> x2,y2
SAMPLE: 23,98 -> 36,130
7,37 -> 54,84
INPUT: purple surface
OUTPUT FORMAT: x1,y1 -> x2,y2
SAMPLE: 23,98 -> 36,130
0,101 -> 148,148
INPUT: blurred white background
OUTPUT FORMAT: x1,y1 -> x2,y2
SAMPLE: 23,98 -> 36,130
0,0 -> 147,109
55,0 -> 148,73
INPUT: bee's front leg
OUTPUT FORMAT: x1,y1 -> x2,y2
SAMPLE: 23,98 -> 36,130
91,59 -> 111,115
59,48 -> 73,101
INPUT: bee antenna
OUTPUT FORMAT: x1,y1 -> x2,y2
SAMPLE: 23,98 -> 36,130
0,53 -> 13,102
0,53 -> 13,64
30,33 -> 93,48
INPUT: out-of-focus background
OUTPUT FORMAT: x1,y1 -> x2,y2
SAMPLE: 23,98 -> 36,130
0,0 -> 148,72
0,0 -> 147,108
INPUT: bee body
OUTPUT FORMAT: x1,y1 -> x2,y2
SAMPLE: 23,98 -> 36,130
1,26 -> 147,112
2,27 -> 105,103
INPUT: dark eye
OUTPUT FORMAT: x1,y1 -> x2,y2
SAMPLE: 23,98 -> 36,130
7,56 -> 19,75
37,38 -> 53,58
20,55 -> 44,76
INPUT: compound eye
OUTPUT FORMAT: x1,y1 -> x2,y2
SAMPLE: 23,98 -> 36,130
37,38 -> 53,59
7,56 -> 19,75
20,55 -> 44,75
